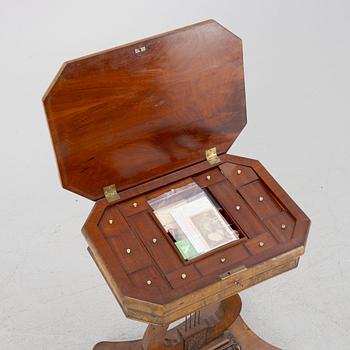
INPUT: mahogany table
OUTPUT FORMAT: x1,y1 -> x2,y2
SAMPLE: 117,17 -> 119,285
43,20 -> 310,350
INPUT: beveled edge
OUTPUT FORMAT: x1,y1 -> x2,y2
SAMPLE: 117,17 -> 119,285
94,245 -> 304,324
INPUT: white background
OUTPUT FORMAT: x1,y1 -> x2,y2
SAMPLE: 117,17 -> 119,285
1,1 -> 349,349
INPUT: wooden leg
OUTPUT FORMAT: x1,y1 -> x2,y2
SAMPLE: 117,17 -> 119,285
93,294 -> 280,350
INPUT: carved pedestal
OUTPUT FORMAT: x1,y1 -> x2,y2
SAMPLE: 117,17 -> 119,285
93,294 -> 280,350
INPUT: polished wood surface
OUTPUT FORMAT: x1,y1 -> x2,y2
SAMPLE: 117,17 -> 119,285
84,155 -> 310,324
93,294 -> 280,350
43,20 -> 246,200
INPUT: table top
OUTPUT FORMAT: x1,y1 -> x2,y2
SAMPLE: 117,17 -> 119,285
83,154 -> 310,324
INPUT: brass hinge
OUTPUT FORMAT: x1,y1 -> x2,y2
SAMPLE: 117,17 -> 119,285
103,184 -> 120,203
206,147 -> 221,165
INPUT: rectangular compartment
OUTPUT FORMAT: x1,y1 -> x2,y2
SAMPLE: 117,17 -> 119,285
118,195 -> 149,217
238,181 -> 282,219
207,180 -> 267,238
192,168 -> 226,188
244,232 -> 277,255
129,266 -> 170,291
99,206 -> 131,238
147,181 -> 245,262
109,232 -> 153,273
219,163 -> 258,188
195,244 -> 249,276
263,211 -> 296,242
165,265 -> 201,289
128,211 -> 183,273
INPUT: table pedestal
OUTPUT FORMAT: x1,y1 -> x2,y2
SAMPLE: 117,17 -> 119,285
93,294 -> 280,350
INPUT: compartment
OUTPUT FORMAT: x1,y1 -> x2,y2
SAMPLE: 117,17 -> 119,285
219,163 -> 258,188
144,236 -> 183,274
109,232 -> 152,273
208,181 -> 266,238
147,181 -> 243,262
195,244 -> 249,276
118,195 -> 149,217
129,266 -> 171,291
206,190 -> 246,241
128,211 -> 183,273
99,206 -> 131,238
264,211 -> 296,242
238,181 -> 282,219
165,265 -> 201,289
192,168 -> 226,188
244,232 -> 277,255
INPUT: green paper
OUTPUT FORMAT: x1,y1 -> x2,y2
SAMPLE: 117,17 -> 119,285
175,239 -> 198,260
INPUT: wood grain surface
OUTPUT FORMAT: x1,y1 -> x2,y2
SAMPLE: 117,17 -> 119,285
43,20 -> 246,200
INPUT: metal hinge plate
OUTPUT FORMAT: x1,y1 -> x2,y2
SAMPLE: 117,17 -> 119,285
103,184 -> 120,203
206,147 -> 221,165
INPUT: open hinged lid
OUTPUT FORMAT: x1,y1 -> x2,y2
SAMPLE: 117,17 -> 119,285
43,20 -> 247,201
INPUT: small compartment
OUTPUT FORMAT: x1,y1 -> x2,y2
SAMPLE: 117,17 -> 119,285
147,182 -> 244,261
208,180 -> 267,238
99,206 -> 131,238
238,181 -> 282,219
219,163 -> 258,188
264,211 -> 296,242
244,232 -> 277,255
129,266 -> 170,291
118,195 -> 149,217
109,232 -> 153,273
165,265 -> 201,289
195,244 -> 249,276
145,236 -> 183,274
128,211 -> 183,273
192,168 -> 226,187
